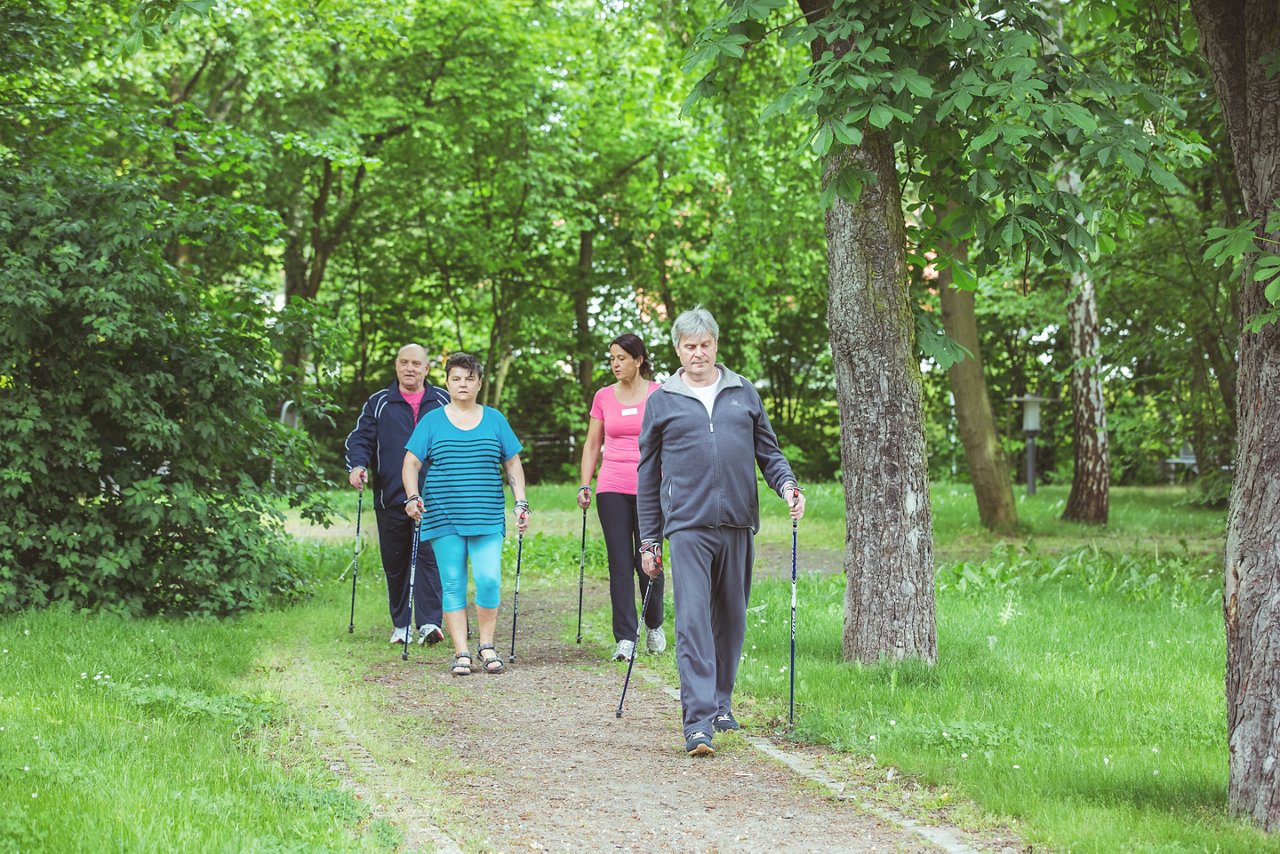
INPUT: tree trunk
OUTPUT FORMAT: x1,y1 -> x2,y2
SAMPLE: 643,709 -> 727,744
574,230 -> 595,411
1190,0 -> 1280,829
1061,265 -> 1110,523
938,265 -> 1018,533
824,137 -> 937,665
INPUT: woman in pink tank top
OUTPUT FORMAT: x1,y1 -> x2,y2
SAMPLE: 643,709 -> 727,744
577,333 -> 666,662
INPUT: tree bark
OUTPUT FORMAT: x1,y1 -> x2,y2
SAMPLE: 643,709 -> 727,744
938,263 -> 1018,533
795,0 -> 936,664
574,230 -> 595,411
1061,265 -> 1110,523
1190,0 -> 1280,829
824,137 -> 937,664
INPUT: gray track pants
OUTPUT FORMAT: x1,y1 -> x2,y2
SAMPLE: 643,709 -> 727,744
667,526 -> 754,737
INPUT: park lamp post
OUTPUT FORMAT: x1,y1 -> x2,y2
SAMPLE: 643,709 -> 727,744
1009,395 -> 1053,497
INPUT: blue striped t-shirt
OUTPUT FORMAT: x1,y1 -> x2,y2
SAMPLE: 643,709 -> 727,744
405,406 -> 523,540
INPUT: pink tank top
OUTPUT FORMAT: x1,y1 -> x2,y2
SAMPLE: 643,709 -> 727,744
589,382 -> 660,495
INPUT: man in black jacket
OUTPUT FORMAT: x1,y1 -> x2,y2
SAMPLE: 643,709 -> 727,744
345,344 -> 450,646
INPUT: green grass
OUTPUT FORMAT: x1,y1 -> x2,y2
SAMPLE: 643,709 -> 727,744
0,603 -> 391,852
717,566 -> 1277,851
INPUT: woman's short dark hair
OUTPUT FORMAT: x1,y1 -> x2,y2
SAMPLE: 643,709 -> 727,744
610,333 -> 654,380
445,351 -> 483,380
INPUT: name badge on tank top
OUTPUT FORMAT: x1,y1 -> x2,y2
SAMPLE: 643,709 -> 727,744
621,407 -> 639,416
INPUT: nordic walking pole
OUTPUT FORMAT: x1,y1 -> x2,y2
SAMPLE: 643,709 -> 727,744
347,484 -> 364,633
402,517 -> 421,662
576,506 -> 587,643
509,533 -> 525,661
616,577 -> 655,719
789,516 -> 798,730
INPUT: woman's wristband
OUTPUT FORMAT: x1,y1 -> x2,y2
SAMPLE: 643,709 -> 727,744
513,500 -> 531,514
404,494 -> 420,506
578,485 -> 591,494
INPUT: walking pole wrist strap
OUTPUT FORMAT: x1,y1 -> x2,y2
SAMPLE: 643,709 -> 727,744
640,540 -> 662,565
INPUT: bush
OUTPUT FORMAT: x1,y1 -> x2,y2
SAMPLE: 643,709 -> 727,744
0,164 -> 327,615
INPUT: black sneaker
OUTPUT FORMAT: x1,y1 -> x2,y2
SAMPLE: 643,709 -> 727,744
684,730 -> 714,756
713,712 -> 740,732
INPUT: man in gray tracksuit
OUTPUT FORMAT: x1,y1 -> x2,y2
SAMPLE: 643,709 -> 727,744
638,306 -> 806,756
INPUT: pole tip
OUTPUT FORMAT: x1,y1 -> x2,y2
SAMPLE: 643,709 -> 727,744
348,625 -> 354,633
615,710 -> 623,719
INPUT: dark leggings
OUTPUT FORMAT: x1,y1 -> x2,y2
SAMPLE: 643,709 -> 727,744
597,491 -> 664,642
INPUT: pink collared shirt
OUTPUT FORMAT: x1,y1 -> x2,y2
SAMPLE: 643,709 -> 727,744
589,382 -> 660,494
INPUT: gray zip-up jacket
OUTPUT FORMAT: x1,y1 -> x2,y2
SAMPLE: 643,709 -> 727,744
637,365 -> 796,544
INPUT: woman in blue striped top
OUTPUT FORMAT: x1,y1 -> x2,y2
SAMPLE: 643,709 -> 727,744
402,352 -> 530,676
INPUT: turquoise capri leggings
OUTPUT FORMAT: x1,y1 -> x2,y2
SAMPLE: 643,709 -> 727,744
429,533 -> 505,612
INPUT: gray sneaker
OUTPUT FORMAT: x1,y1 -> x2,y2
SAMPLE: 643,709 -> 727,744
612,640 -> 635,662
684,730 -> 715,756
418,624 -> 444,646
713,712 -> 740,732
645,626 -> 667,654
389,626 -> 408,645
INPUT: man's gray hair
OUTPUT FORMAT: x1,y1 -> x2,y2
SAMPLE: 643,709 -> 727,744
670,305 -> 719,348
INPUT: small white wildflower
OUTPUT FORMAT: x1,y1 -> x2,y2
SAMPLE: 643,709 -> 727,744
751,645 -> 757,650
80,673 -> 88,679
869,734 -> 877,741
942,731 -> 949,738
961,753 -> 968,760
1013,764 -> 1020,770
24,629 -> 30,635
889,720 -> 896,726
1153,769 -> 1159,776
1151,746 -> 1159,753
779,666 -> 786,673
1103,756 -> 1111,766
32,735 -> 39,741
104,675 -> 110,680
32,792 -> 37,799
23,766 -> 30,772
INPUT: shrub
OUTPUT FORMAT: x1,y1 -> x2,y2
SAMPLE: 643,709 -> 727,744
0,164 -> 328,615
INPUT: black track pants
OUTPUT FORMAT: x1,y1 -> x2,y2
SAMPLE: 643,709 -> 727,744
597,491 -> 664,642
375,508 -> 443,630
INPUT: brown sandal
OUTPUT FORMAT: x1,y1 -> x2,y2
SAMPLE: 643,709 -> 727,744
450,652 -> 473,676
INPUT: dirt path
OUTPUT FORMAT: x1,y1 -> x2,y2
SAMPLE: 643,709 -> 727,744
277,574 -> 1023,852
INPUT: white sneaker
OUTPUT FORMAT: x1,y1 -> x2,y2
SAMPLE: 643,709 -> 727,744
612,640 -> 635,662
418,624 -> 444,646
389,626 -> 408,645
645,626 -> 667,654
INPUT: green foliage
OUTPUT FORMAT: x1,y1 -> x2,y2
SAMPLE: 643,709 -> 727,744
1203,204 -> 1280,332
0,163 -> 328,615
690,1 -> 1204,274
936,543 -> 1220,607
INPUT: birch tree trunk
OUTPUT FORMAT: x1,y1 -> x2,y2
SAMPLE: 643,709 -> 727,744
824,137 -> 937,664
1190,0 -> 1280,828
1062,265 -> 1110,523
938,268 -> 1018,533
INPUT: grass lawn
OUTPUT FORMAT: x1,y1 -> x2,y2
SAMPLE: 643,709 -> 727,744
0,600 -> 396,851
